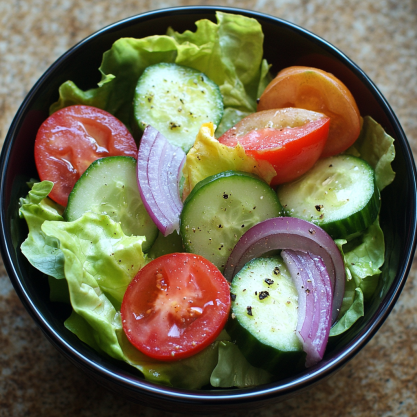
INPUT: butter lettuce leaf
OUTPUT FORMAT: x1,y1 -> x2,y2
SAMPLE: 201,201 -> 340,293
42,212 -> 147,307
343,217 -> 384,301
120,328 -> 227,389
210,341 -> 273,388
215,108 -> 252,138
329,288 -> 364,337
50,11 -> 270,135
346,116 -> 395,191
67,309 -> 229,389
65,309 -> 224,389
182,122 -> 276,199
42,212 -> 148,360
167,12 -> 269,113
19,181 -> 66,279
330,240 -> 364,336
50,36 -> 179,128
330,217 -> 384,336
334,239 -> 357,318
43,212 -> 227,389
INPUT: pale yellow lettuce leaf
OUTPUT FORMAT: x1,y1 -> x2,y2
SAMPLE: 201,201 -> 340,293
182,122 -> 276,199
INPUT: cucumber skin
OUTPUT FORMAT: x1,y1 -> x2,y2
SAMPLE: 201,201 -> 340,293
182,170 -> 263,206
64,156 -> 158,251
319,180 -> 380,239
180,171 -> 283,271
278,156 -> 381,239
281,180 -> 381,239
226,315 -> 306,377
133,63 -> 224,152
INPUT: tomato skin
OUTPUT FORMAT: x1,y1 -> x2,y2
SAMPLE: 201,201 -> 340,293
257,66 -> 361,158
121,253 -> 231,361
34,105 -> 137,206
218,108 -> 330,185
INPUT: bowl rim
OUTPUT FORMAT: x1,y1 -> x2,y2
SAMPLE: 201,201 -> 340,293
1,4 -> 416,406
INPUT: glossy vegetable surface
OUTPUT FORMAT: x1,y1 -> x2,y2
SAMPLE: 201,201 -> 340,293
282,250 -> 332,367
257,66 -> 361,158
137,125 -> 185,236
121,253 -> 231,361
34,105 -> 138,206
224,217 -> 345,323
218,108 -> 330,185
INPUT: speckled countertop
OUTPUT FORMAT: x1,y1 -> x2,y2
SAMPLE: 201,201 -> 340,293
1,1 -> 417,416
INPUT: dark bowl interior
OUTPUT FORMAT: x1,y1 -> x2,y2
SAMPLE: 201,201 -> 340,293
1,6 -> 416,413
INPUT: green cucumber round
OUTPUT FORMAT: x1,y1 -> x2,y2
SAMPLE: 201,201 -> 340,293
64,156 -> 158,252
180,171 -> 283,271
134,63 -> 224,152
277,155 -> 380,239
227,256 -> 306,376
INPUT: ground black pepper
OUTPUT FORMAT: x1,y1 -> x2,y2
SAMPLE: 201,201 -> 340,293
259,291 -> 269,300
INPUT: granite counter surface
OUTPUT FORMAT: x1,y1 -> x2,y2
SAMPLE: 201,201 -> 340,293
1,1 -> 417,416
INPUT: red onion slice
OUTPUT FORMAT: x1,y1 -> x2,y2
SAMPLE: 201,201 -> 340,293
281,250 -> 313,345
165,145 -> 185,214
282,250 -> 332,367
137,126 -> 186,236
224,217 -> 345,323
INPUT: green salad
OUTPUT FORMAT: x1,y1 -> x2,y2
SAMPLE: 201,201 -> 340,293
19,11 -> 395,389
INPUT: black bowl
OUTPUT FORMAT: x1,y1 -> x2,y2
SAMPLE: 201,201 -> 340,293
1,6 -> 416,413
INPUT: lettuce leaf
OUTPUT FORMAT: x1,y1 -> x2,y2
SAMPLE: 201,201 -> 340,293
210,341 -> 273,388
42,212 -> 147,360
334,239 -> 356,318
346,116 -> 395,191
42,212 -> 228,389
50,12 -> 270,136
167,12 -> 270,113
329,288 -> 364,337
50,36 -> 178,128
65,309 -> 225,389
120,329 -> 229,389
330,217 -> 384,336
42,212 -> 148,307
182,122 -> 276,199
19,181 -> 66,279
343,217 -> 384,301
330,116 -> 394,336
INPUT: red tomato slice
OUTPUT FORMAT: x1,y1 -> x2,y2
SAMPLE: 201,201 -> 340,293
121,253 -> 231,361
257,66 -> 361,158
34,105 -> 137,206
218,108 -> 330,185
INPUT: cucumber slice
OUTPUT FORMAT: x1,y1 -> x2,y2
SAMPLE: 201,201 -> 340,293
134,63 -> 224,152
277,155 -> 380,239
227,256 -> 305,376
180,171 -> 283,271
148,230 -> 184,259
65,156 -> 158,252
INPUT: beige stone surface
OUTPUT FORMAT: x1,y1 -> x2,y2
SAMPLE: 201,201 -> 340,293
1,0 -> 417,416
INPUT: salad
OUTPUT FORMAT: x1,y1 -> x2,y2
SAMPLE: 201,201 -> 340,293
19,11 -> 396,389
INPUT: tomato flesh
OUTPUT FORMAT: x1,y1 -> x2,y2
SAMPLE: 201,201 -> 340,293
218,108 -> 330,185
34,105 -> 137,206
121,253 -> 230,361
257,66 -> 361,158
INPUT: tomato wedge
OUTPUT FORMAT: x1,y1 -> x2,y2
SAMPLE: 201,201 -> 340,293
121,253 -> 230,361
257,66 -> 361,158
218,108 -> 330,185
34,105 -> 137,206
